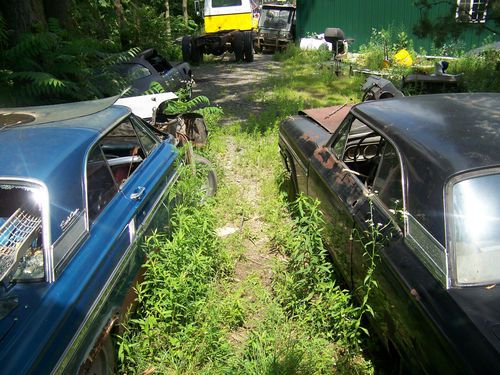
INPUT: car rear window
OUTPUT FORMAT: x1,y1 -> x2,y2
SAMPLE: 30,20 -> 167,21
0,183 -> 45,283
212,0 -> 242,7
451,173 -> 500,285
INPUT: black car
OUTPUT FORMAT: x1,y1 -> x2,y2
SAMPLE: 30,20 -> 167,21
278,93 -> 500,373
116,49 -> 192,96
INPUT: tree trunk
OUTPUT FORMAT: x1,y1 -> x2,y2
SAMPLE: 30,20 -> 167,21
165,0 -> 171,39
182,0 -> 188,26
0,0 -> 46,40
43,0 -> 71,29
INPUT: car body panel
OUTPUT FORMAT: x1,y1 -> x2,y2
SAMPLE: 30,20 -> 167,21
278,93 -> 500,373
0,98 -> 179,374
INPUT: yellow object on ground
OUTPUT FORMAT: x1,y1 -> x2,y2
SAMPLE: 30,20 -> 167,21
204,13 -> 254,33
394,49 -> 413,66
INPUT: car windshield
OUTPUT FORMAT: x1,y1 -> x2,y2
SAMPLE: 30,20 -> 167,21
451,173 -> 500,285
259,8 -> 292,30
0,183 -> 45,283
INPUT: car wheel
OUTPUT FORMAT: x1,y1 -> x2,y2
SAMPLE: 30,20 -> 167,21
243,30 -> 254,62
190,41 -> 203,64
232,31 -> 244,62
80,335 -> 115,375
182,36 -> 191,62
193,154 -> 217,199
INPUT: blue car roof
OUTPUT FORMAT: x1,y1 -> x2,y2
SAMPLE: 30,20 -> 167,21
0,97 -> 131,241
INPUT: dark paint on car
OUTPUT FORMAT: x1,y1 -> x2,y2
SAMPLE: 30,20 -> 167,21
116,49 -> 192,96
278,93 -> 500,374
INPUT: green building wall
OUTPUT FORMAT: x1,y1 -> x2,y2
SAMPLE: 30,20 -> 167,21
296,0 -> 498,52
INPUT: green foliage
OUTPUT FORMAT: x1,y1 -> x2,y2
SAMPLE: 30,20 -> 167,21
450,49 -> 500,92
0,19 -> 139,106
118,166 -> 231,373
358,26 -> 415,70
163,94 -> 224,117
273,196 -> 364,349
71,1 -> 199,60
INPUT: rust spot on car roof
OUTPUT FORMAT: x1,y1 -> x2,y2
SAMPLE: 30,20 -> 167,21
0,113 -> 36,127
300,104 -> 353,133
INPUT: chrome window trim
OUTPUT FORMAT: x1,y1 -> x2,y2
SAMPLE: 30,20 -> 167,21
83,112 -> 130,231
328,116 -> 408,234
279,133 -> 308,176
350,114 -> 408,232
406,213 -> 448,287
52,168 -> 179,374
326,113 -> 353,156
445,166 -> 500,287
0,177 -> 53,282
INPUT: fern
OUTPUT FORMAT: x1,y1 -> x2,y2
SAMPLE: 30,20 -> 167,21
0,19 -> 140,106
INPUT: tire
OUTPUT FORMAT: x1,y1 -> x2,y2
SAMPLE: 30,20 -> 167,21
243,30 -> 254,62
80,335 -> 115,375
182,36 -> 191,62
190,40 -> 203,64
193,154 -> 217,198
232,31 -> 244,62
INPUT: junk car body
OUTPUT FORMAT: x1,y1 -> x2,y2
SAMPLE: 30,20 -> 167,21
254,3 -> 296,53
0,96 -> 179,374
116,49 -> 192,96
278,93 -> 500,373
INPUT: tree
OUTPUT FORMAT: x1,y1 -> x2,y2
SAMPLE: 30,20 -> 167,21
413,0 -> 500,47
0,0 -> 72,41
182,0 -> 188,26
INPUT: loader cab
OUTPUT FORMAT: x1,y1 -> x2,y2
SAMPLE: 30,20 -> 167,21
203,0 -> 255,33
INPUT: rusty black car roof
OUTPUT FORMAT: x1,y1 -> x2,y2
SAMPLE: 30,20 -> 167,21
352,93 -> 500,245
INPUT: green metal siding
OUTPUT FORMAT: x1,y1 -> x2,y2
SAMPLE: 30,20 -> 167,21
296,0 -> 497,51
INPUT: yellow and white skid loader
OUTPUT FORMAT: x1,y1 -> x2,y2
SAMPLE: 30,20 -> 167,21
182,0 -> 257,63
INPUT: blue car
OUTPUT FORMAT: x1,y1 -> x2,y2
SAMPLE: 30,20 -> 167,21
0,96 -> 179,374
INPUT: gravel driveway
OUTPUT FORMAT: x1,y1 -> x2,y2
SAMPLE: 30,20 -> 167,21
191,54 -> 281,124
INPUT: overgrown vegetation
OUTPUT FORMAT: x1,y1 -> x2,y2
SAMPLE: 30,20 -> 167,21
118,49 -> 378,373
357,26 -> 500,93
0,1 -> 201,106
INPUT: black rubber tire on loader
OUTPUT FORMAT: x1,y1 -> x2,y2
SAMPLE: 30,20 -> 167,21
190,40 -> 203,64
182,36 -> 191,62
243,30 -> 254,62
232,31 -> 244,62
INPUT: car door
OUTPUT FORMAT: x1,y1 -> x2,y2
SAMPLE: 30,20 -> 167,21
53,116 -> 178,374
332,125 -> 464,374
307,115 -> 368,288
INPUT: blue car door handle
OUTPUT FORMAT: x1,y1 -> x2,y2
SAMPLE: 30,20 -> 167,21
130,186 -> 146,200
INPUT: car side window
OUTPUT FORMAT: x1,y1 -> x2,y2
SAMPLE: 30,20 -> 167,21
331,118 -> 351,157
87,146 -> 118,222
87,118 -> 155,222
338,118 -> 403,211
372,143 -> 403,210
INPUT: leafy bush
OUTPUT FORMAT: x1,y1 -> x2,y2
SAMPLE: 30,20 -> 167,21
450,49 -> 500,92
0,19 -> 137,106
358,26 -> 415,71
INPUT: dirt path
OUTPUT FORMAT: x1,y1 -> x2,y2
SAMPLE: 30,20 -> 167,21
192,54 -> 281,124
192,54 -> 283,345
